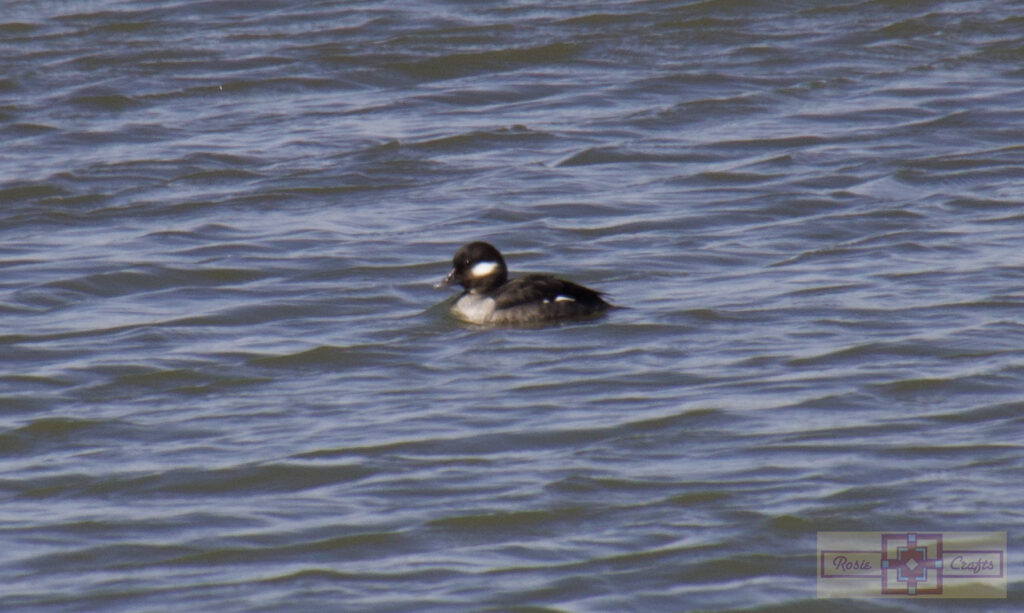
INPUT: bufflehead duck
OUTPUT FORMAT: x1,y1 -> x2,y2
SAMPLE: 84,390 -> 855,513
435,241 -> 611,325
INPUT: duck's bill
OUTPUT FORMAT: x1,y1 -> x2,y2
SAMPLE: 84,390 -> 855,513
433,268 -> 457,289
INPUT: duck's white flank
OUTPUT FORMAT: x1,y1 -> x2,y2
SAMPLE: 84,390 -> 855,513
452,293 -> 496,323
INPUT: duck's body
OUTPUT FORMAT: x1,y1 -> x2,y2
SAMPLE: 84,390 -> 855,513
436,242 -> 610,325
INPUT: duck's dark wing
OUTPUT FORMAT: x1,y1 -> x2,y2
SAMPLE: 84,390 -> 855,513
491,274 -> 609,323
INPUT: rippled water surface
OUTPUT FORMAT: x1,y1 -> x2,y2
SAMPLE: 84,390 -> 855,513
3,1 -> 1024,611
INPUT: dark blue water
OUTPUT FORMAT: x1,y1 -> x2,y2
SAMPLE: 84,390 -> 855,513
2,1 -> 1023,611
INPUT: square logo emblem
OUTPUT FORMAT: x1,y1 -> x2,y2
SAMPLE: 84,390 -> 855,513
818,532 -> 1006,598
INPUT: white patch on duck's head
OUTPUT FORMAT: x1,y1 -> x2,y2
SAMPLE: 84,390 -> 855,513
554,295 -> 575,302
470,261 -> 499,278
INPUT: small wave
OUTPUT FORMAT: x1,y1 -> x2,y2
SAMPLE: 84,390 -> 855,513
388,42 -> 581,81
